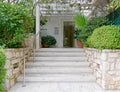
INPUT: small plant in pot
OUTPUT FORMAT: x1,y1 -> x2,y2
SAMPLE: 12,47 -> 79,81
41,35 -> 57,48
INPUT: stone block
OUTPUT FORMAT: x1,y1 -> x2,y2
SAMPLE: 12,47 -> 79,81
7,69 -> 13,78
96,78 -> 101,85
115,62 -> 120,69
108,53 -> 119,58
96,71 -> 101,78
92,63 -> 98,69
4,79 -> 10,91
100,52 -> 108,61
5,60 -> 11,69
94,59 -> 101,64
102,62 -> 110,71
109,63 -> 115,70
10,78 -> 16,88
13,68 -> 20,75
11,58 -> 20,65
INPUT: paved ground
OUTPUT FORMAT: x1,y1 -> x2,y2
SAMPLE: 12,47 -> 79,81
8,82 -> 120,92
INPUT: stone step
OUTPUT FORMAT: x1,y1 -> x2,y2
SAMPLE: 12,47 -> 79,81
31,52 -> 85,57
17,73 -> 95,82
35,48 -> 84,52
29,57 -> 87,61
21,73 -> 94,76
28,60 -> 87,62
24,67 -> 93,74
26,61 -> 89,67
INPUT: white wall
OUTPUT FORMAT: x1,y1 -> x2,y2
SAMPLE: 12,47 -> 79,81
41,15 -> 74,48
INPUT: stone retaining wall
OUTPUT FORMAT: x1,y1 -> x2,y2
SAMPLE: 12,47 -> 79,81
4,34 -> 35,91
85,48 -> 120,90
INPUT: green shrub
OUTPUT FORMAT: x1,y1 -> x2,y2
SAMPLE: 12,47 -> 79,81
0,48 -> 6,92
74,13 -> 113,46
0,84 -> 5,92
0,49 -> 6,68
74,12 -> 87,29
42,35 -> 57,47
0,69 -> 6,84
80,16 -> 113,46
87,25 -> 120,49
0,2 -> 34,48
85,17 -> 113,34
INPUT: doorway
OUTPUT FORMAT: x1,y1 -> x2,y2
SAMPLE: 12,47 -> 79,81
63,21 -> 74,47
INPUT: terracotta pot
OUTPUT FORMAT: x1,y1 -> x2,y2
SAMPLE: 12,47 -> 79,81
77,40 -> 83,48
42,44 -> 49,48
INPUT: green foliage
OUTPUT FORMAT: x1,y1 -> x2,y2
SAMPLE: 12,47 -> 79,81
74,12 -> 87,29
0,2 -> 34,48
74,28 -> 81,40
87,25 -> 120,49
0,49 -> 6,68
0,48 -> 6,92
0,84 -> 5,92
85,17 -> 113,33
78,16 -> 113,46
107,0 -> 120,11
74,12 -> 88,46
0,69 -> 6,84
42,35 -> 57,47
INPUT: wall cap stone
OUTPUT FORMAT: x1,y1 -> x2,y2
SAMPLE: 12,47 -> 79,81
84,48 -> 120,53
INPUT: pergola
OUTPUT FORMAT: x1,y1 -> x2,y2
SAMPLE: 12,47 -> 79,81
34,0 -> 109,49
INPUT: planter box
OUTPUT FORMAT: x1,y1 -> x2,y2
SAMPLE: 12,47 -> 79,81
85,48 -> 120,90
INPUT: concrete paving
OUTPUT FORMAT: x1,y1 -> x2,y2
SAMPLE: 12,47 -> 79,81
8,82 -> 120,92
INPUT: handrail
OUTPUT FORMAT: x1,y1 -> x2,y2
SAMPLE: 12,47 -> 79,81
22,31 -> 40,87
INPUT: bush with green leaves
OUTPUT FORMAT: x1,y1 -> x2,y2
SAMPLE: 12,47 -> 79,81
42,35 -> 57,47
0,2 -> 34,48
87,25 -> 120,49
0,48 -> 6,92
74,12 -> 113,46
80,16 -> 113,45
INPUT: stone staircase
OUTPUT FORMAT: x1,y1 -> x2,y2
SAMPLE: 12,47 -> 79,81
17,48 -> 96,83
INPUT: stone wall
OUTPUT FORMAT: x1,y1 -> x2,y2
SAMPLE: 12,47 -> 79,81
85,48 -> 120,90
4,34 -> 35,91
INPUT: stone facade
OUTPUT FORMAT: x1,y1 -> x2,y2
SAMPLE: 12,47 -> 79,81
85,48 -> 120,90
4,34 -> 35,91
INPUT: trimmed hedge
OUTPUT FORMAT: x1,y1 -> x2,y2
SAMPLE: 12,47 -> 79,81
87,25 -> 120,49
0,48 -> 6,92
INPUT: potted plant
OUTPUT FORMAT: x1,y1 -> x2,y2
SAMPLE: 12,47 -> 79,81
74,12 -> 87,48
41,35 -> 57,48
